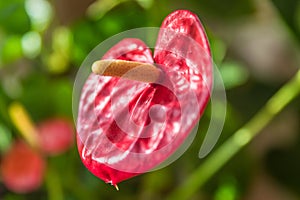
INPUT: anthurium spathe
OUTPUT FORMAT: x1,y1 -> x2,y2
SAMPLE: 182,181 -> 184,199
0,141 -> 45,193
37,117 -> 74,155
76,10 -> 212,187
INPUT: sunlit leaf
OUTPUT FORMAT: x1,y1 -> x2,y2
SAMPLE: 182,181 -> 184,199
25,0 -> 53,31
46,27 -> 73,74
99,17 -> 123,36
136,0 -> 153,9
219,62 -> 249,89
1,35 -> 23,64
46,53 -> 68,74
87,0 -> 127,20
52,27 -> 73,54
214,178 -> 238,200
21,31 -> 42,59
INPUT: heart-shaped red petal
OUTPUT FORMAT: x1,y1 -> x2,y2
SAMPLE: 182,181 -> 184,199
77,10 -> 212,186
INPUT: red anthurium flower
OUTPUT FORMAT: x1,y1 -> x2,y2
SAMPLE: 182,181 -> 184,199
77,10 -> 212,187
37,117 -> 74,156
0,141 -> 45,193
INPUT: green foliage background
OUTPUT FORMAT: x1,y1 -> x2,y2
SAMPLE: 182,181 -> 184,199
0,0 -> 300,199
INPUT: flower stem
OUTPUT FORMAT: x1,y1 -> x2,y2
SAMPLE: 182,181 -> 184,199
167,69 -> 300,200
45,165 -> 64,200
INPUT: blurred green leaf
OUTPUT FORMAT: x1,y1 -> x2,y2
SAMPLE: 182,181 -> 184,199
98,16 -> 123,36
214,178 -> 238,200
87,0 -> 127,20
2,75 -> 23,98
46,53 -> 68,74
3,194 -> 25,200
272,0 -> 300,42
0,123 -> 12,153
219,62 -> 249,89
1,35 -> 23,64
142,168 -> 173,192
0,0 -> 30,34
0,92 -> 10,124
0,1 -> 299,199
21,75 -> 73,121
191,0 -> 255,19
51,80 -> 73,117
46,27 -> 73,74
297,2 -> 300,34
136,0 -> 153,9
210,37 -> 227,65
46,165 -> 64,200
72,44 -> 87,66
21,31 -> 42,59
52,27 -> 73,54
266,145 -> 300,195
72,21 -> 99,65
24,0 -> 53,31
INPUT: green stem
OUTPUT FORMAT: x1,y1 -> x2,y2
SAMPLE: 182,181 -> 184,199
45,165 -> 64,200
167,69 -> 300,200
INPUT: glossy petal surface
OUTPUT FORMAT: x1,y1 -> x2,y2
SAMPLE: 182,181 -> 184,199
77,10 -> 212,185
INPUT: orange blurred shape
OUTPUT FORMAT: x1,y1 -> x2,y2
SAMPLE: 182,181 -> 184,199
0,141 -> 45,193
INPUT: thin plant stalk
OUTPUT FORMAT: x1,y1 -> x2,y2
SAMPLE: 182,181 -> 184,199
167,69 -> 300,200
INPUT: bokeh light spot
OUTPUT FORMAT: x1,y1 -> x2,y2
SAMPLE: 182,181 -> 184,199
25,0 -> 53,31
21,31 -> 41,59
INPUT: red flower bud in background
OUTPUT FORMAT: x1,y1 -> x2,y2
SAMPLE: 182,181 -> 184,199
76,10 -> 212,187
37,117 -> 74,156
2,102 -> 75,194
0,141 -> 45,193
